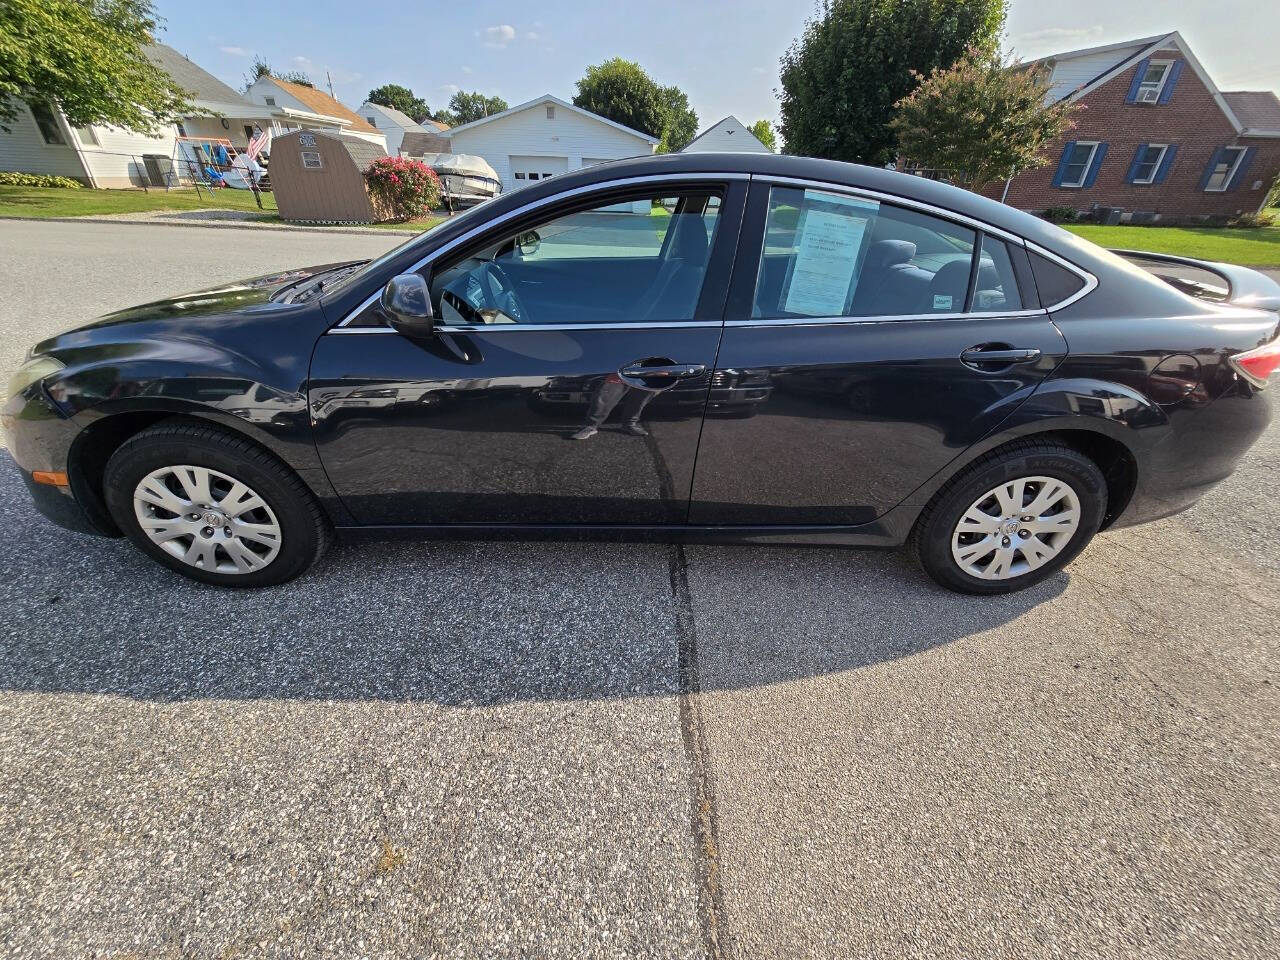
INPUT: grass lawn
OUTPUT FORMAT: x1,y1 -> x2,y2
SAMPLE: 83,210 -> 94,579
1064,221 -> 1280,268
0,185 -> 277,218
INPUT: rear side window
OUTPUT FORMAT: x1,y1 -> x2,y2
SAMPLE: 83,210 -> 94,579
1029,250 -> 1086,306
973,236 -> 1024,312
753,186 -> 976,319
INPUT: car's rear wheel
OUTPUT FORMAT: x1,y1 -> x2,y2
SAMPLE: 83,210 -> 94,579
103,422 -> 330,587
911,440 -> 1107,594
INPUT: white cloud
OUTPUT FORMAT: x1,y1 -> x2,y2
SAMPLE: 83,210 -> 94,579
481,24 -> 516,47
291,55 -> 315,73
462,65 -> 474,75
220,45 -> 251,56
1011,25 -> 1104,49
751,66 -> 768,75
526,31 -> 540,41
442,83 -> 461,95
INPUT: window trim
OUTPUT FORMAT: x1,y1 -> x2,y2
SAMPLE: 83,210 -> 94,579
1131,143 -> 1168,185
329,170 -> 1097,332
1204,146 -> 1247,192
1059,141 -> 1100,188
1136,60 -> 1172,101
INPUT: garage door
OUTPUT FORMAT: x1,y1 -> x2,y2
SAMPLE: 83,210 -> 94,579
508,155 -> 568,191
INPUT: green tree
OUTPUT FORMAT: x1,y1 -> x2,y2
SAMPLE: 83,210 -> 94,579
277,70 -> 313,88
748,119 -> 777,152
448,90 -> 508,124
367,83 -> 430,122
573,59 -> 665,139
657,84 -> 698,152
573,58 -> 698,153
890,45 -> 1079,191
779,0 -> 1006,164
0,0 -> 190,134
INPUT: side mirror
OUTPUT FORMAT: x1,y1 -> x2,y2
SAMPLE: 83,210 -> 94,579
516,230 -> 541,257
380,273 -> 434,337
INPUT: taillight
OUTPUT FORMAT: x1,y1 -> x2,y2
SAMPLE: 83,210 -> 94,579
1230,337 -> 1280,388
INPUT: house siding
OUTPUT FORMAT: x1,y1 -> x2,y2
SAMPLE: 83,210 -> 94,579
79,123 -> 177,188
985,48 -> 1280,219
682,117 -> 771,153
448,102 -> 654,194
1041,45 -> 1148,102
0,101 -> 89,182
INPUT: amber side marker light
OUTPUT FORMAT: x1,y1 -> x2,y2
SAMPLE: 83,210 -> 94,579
31,471 -> 69,487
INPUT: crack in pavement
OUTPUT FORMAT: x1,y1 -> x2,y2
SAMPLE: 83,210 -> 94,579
670,543 -> 728,960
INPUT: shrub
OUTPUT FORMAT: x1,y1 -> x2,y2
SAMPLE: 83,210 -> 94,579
1040,206 -> 1078,224
1226,210 -> 1277,229
0,171 -> 83,188
364,156 -> 441,221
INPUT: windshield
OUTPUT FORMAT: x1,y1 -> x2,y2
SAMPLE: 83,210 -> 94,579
318,205 -> 490,300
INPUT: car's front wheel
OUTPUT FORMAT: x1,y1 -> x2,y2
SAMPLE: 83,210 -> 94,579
103,422 -> 330,587
911,440 -> 1107,594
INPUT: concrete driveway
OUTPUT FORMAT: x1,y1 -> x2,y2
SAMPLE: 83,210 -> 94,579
0,220 -> 1277,959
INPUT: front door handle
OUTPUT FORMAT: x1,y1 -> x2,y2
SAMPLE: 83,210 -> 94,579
619,362 -> 707,381
961,346 -> 1042,366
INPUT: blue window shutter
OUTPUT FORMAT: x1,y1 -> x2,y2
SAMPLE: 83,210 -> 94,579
1125,59 -> 1149,103
1052,142 -> 1076,187
1083,142 -> 1108,187
1125,145 -> 1147,184
1153,144 -> 1178,184
1200,147 -> 1226,190
1228,147 -> 1256,190
1157,61 -> 1183,104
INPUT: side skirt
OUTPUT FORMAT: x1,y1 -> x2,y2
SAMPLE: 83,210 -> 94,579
333,520 -> 909,548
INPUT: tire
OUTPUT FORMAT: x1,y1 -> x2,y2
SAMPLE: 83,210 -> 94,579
103,421 -> 331,587
910,439 -> 1107,595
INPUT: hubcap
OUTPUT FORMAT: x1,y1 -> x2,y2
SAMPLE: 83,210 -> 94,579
132,465 -> 282,574
950,476 -> 1081,581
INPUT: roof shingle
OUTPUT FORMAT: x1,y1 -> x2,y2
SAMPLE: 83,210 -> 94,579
1223,91 -> 1280,132
271,78 -> 380,134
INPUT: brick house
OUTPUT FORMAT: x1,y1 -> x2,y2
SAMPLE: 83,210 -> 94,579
983,32 -> 1280,222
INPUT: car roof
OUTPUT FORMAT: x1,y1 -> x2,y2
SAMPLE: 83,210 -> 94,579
483,151 -> 1084,258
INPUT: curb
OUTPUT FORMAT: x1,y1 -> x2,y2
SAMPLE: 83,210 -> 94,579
0,214 -> 424,238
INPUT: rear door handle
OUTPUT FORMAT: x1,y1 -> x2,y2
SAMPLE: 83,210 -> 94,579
619,362 -> 707,380
961,347 -> 1042,365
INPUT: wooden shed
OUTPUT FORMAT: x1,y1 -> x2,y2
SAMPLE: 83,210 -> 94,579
270,130 -> 387,223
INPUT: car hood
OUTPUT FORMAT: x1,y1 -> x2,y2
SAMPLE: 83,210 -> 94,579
34,261 -> 363,350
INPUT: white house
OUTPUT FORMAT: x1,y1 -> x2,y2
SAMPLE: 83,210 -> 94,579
682,116 -> 772,153
355,101 -> 438,156
445,95 -> 658,194
244,77 -> 387,150
0,43 -> 276,188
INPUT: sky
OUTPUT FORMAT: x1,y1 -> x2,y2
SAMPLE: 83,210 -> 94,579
155,0 -> 1279,133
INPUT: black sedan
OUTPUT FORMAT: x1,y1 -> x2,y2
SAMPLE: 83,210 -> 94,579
5,153 -> 1279,593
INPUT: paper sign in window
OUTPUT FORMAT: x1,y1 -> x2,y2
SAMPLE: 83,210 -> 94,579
783,192 -> 878,316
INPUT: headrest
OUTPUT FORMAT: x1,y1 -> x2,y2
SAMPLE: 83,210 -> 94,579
668,211 -> 709,260
865,239 -> 917,270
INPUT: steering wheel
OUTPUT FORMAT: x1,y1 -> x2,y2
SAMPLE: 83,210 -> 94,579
479,261 -> 526,323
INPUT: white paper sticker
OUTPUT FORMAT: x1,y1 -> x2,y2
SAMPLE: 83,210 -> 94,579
932,294 -> 953,310
783,192 -> 878,316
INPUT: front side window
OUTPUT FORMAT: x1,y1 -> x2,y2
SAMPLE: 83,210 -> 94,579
418,191 -> 721,327
29,101 -> 65,145
753,187 -> 976,319
1205,147 -> 1246,192
1131,143 -> 1168,184
1060,142 -> 1099,188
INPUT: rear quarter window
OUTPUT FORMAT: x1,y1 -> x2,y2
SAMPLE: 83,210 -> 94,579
1028,251 -> 1086,306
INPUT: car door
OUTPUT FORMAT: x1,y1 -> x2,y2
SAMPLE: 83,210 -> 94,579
310,180 -> 745,526
689,180 -> 1067,525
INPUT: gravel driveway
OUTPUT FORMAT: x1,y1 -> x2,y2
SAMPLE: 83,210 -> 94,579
1,220 -> 1277,959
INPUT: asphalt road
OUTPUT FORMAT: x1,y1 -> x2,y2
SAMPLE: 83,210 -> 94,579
0,219 -> 1277,959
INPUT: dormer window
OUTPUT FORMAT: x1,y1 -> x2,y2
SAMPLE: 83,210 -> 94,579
546,105 -> 555,120
1135,61 -> 1171,103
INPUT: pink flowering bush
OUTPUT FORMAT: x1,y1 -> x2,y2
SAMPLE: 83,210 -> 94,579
365,156 -> 442,221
